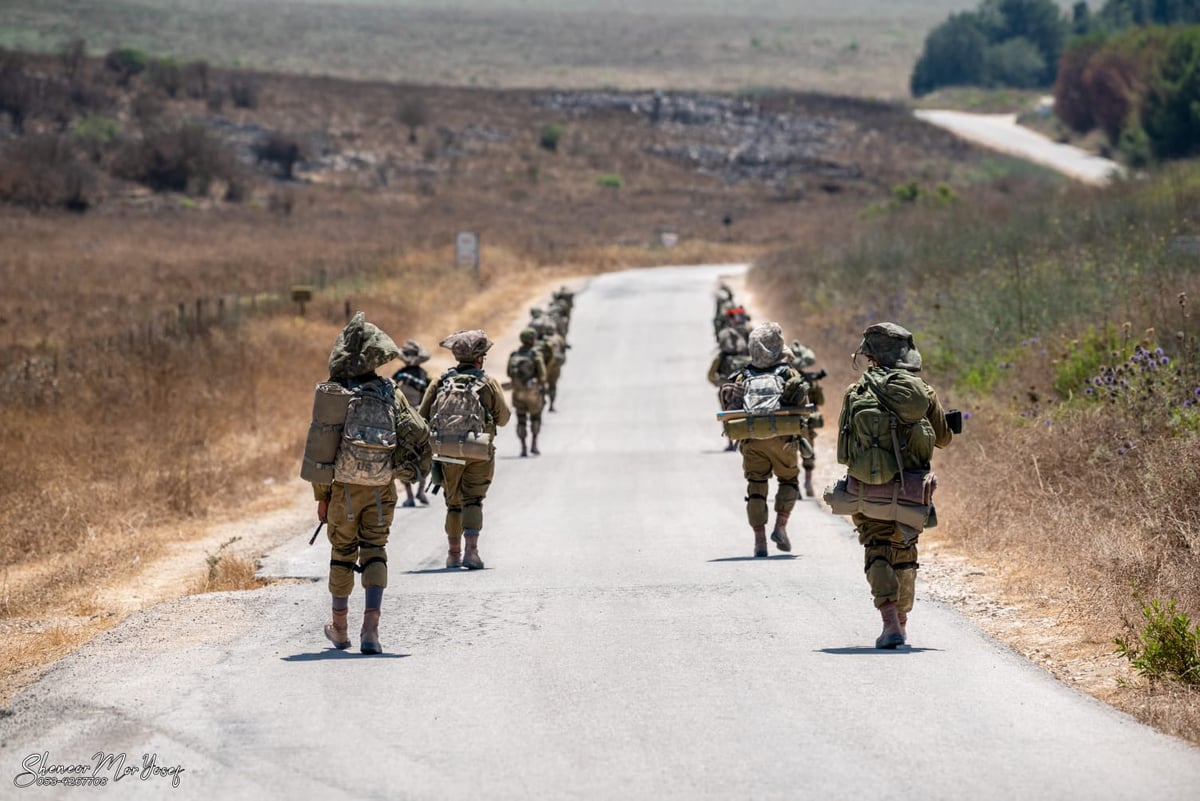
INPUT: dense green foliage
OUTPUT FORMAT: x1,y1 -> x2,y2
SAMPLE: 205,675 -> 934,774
1054,24 -> 1200,161
911,0 -> 1067,95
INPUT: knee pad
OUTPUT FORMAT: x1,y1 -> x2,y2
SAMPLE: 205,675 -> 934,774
776,480 -> 800,510
462,500 -> 484,531
359,552 -> 388,589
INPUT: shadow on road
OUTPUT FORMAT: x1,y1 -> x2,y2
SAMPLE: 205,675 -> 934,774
281,651 -> 411,662
708,555 -> 799,562
817,646 -> 941,655
405,566 -> 489,575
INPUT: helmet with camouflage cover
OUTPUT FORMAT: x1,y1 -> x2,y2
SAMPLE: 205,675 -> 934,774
748,322 -> 793,369
440,329 -> 494,363
855,322 -> 922,372
519,327 -> 537,346
328,311 -> 401,380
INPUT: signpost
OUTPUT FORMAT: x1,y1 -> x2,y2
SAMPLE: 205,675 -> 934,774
455,231 -> 480,276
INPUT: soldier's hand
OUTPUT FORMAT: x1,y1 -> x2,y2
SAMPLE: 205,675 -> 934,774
317,499 -> 329,524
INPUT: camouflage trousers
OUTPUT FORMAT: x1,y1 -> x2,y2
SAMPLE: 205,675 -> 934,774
326,481 -> 396,596
740,436 -> 801,527
854,514 -> 918,612
440,456 -> 496,535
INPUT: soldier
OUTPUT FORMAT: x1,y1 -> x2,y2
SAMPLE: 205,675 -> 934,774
420,330 -> 511,570
789,340 -> 828,497
836,323 -> 955,649
709,323 -> 752,452
531,316 -> 566,412
507,327 -> 548,457
392,339 -> 432,507
312,313 -> 431,655
732,322 -> 809,557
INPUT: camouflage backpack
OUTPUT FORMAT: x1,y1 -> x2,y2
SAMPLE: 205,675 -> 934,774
837,367 -> 936,485
333,377 -> 400,486
507,349 -> 539,384
429,368 -> 489,441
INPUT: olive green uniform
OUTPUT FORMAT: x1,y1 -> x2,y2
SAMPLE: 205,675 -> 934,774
851,381 -> 953,611
507,346 -> 547,441
420,365 -> 511,535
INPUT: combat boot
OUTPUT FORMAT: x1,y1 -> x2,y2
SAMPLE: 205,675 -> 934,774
804,468 -> 815,498
898,611 -> 908,644
770,511 -> 792,552
530,434 -> 539,455
753,525 -> 768,558
463,531 -> 485,570
360,609 -> 382,655
876,601 -> 905,649
323,608 -> 351,650
446,534 -> 463,568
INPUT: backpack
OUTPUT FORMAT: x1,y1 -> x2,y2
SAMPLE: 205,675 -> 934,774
392,367 -> 429,407
429,368 -> 492,461
742,365 -> 791,414
333,377 -> 399,486
507,349 -> 539,384
837,368 -> 936,485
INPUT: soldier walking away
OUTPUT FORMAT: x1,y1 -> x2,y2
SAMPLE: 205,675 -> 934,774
420,330 -> 511,570
833,323 -> 955,649
709,323 -> 752,452
507,327 -> 548,457
789,340 -> 828,497
730,322 -> 809,557
310,313 -> 431,655
392,339 -> 432,507
530,314 -> 566,412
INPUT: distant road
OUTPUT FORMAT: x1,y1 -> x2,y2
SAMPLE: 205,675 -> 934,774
915,108 -> 1124,185
3,264 -> 1200,800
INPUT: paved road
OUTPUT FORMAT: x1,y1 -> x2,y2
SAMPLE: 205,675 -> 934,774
3,264 -> 1199,800
915,108 -> 1124,185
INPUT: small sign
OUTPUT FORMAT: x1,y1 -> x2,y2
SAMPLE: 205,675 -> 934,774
455,231 -> 479,272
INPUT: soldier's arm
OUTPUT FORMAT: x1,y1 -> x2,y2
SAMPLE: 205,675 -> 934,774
488,378 -> 512,427
926,388 -> 954,448
707,354 -> 723,386
418,379 -> 437,420
536,354 -> 547,383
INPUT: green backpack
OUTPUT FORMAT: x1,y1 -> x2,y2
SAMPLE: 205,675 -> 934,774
837,368 -> 936,485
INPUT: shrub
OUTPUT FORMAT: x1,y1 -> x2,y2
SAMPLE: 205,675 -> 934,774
911,13 -> 989,96
540,123 -> 565,152
113,121 -> 235,195
0,51 -> 37,133
229,76 -> 259,109
397,95 -> 428,144
148,57 -> 183,98
104,48 -> 147,86
59,38 -> 87,83
74,115 -> 120,162
183,60 -> 210,99
1142,26 -> 1200,159
984,37 -> 1047,88
596,173 -> 623,189
254,132 -> 304,179
0,135 -> 96,211
1115,597 -> 1200,685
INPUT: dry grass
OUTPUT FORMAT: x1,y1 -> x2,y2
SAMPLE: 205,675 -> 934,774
1,0 -> 977,100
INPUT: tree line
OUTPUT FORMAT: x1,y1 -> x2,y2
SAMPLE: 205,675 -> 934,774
911,0 -> 1200,163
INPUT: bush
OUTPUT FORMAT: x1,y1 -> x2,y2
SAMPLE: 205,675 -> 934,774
1115,597 -> 1200,685
254,132 -> 304,179
540,123 -> 565,152
1142,26 -> 1200,159
397,95 -> 428,144
229,76 -> 259,109
912,13 -> 988,95
984,37 -> 1047,88
183,60 -> 210,99
148,57 -> 183,98
104,48 -> 147,86
113,122 -> 235,195
596,173 -> 623,189
0,135 -> 96,211
74,115 -> 120,162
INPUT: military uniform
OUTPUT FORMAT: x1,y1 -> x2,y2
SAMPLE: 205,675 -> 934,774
840,323 -> 953,649
788,340 -> 826,496
392,339 -> 433,507
734,323 -> 809,557
312,313 -> 431,654
507,328 -> 548,457
420,330 -> 511,570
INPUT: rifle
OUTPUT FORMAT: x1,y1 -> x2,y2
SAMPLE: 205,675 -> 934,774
308,520 -> 325,546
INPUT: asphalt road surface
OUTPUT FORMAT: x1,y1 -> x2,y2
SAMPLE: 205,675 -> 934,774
915,107 -> 1124,185
4,264 -> 1199,800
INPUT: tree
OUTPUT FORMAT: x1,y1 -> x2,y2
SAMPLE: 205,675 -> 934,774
911,13 -> 989,96
985,37 -> 1048,87
1142,26 -> 1200,157
979,0 -> 1067,84
397,95 -> 428,145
